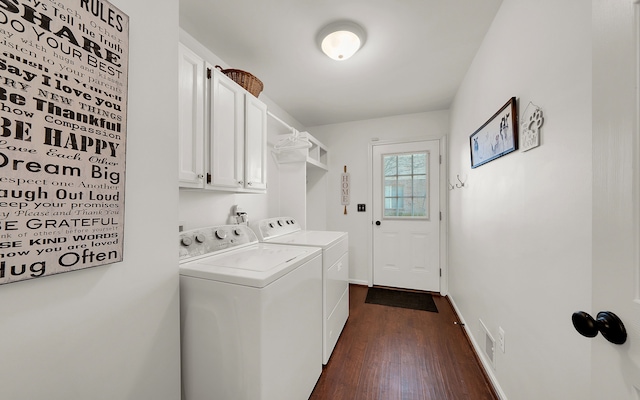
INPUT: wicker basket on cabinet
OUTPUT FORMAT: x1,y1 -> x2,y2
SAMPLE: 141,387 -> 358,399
215,65 -> 264,98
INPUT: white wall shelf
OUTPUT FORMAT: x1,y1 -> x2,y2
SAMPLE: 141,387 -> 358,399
272,132 -> 328,170
267,111 -> 328,229
306,135 -> 328,170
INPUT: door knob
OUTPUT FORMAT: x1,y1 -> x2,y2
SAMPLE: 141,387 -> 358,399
571,311 -> 627,345
375,221 -> 381,226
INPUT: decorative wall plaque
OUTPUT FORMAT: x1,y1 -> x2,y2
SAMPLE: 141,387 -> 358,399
470,97 -> 518,168
521,102 -> 544,152
0,0 -> 129,284
341,165 -> 349,214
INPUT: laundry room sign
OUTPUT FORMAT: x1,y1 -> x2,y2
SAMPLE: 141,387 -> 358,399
0,0 -> 129,284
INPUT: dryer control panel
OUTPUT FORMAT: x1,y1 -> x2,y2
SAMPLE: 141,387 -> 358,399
253,217 -> 301,241
179,224 -> 257,262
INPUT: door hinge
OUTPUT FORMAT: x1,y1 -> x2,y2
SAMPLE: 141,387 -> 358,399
206,173 -> 211,184
439,155 -> 442,164
439,211 -> 442,221
439,268 -> 442,277
207,68 -> 211,79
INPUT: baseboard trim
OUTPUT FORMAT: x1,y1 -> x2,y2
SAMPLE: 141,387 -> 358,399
446,295 -> 508,400
349,279 -> 369,286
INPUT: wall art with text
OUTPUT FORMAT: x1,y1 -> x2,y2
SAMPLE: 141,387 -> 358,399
0,0 -> 129,284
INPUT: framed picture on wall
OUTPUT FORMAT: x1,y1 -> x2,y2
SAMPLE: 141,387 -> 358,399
470,97 -> 518,168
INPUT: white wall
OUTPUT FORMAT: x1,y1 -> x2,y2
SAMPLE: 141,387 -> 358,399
448,0 -> 591,398
306,166 -> 329,230
310,111 -> 449,285
0,1 -> 182,399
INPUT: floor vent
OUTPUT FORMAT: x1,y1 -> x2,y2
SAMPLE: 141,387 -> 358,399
479,319 -> 495,368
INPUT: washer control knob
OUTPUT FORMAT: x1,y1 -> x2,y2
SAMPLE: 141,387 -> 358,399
233,229 -> 243,236
277,220 -> 283,226
181,237 -> 193,246
215,230 -> 227,240
195,234 -> 205,243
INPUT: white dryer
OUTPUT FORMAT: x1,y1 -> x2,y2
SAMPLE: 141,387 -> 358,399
253,217 -> 349,364
179,224 -> 322,400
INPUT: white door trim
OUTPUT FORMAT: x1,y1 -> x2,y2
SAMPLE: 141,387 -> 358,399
367,135 -> 448,295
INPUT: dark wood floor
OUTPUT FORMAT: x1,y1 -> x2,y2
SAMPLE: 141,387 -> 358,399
309,285 -> 498,400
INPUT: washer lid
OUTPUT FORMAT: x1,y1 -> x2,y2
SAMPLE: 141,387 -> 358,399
264,230 -> 347,248
179,243 -> 320,288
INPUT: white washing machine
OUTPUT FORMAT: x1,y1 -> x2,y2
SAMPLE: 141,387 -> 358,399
253,217 -> 349,364
179,224 -> 322,400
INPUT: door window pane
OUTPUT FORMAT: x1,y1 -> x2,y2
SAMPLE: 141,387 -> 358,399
398,175 -> 412,196
413,153 -> 426,174
413,176 -> 427,196
397,154 -> 413,175
382,151 -> 429,219
384,156 -> 397,176
384,178 -> 397,197
385,198 -> 398,216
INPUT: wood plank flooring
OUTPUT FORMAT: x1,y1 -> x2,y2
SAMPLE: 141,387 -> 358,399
309,285 -> 498,400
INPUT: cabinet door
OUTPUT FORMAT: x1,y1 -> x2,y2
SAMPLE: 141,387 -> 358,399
209,69 -> 244,189
178,44 -> 205,188
244,95 -> 267,190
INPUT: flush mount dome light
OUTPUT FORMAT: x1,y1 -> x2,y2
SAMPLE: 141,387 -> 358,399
317,21 -> 366,61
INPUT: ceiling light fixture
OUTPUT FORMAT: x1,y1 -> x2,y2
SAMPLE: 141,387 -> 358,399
317,21 -> 366,61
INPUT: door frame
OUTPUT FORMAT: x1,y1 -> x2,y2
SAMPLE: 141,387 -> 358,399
591,0 -> 640,396
367,135 -> 448,294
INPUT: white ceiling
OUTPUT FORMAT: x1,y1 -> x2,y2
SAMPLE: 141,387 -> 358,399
179,0 -> 503,127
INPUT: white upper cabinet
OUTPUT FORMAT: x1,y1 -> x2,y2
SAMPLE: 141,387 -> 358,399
177,42 -> 267,193
206,66 -> 267,193
178,43 -> 205,188
208,65 -> 245,190
244,94 -> 268,190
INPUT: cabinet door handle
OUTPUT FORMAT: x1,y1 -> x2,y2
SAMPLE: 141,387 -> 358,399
247,181 -> 253,186
238,180 -> 244,186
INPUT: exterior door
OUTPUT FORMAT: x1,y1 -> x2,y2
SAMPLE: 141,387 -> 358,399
372,140 -> 440,292
591,0 -> 640,398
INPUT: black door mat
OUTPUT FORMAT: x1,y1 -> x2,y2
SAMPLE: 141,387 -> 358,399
365,287 -> 438,313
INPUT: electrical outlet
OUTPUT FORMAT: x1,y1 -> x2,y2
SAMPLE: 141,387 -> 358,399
498,327 -> 505,353
357,204 -> 366,212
